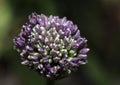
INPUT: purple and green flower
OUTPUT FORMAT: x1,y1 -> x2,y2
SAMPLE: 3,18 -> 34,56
13,13 -> 89,79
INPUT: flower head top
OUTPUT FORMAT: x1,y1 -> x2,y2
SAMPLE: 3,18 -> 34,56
13,13 -> 89,79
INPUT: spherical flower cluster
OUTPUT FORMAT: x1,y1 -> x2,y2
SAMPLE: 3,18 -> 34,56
13,13 -> 89,79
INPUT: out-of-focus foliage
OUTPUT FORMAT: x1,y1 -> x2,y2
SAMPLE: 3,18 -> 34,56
0,0 -> 12,54
0,0 -> 120,85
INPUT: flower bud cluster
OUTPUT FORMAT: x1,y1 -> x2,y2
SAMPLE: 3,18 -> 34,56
13,13 -> 89,79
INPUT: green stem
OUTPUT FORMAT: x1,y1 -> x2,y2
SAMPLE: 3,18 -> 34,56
46,79 -> 55,85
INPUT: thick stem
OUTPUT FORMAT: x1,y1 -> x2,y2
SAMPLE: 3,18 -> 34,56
46,79 -> 55,85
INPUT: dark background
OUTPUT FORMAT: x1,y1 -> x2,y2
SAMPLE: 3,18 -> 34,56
0,0 -> 120,85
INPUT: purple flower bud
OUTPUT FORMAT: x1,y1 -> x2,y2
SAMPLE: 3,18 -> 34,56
70,62 -> 79,67
49,67 -> 57,74
71,58 -> 80,63
80,48 -> 90,54
13,13 -> 89,79
21,60 -> 29,65
28,55 -> 38,60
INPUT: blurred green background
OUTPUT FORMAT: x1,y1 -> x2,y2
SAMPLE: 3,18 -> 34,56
0,0 -> 120,85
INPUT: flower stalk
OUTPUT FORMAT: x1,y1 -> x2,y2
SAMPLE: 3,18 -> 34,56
46,79 -> 55,85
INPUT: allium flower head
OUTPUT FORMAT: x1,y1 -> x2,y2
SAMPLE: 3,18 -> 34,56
13,13 -> 89,79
